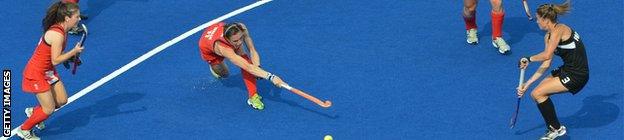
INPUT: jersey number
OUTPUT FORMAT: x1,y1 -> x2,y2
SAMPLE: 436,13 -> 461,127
573,32 -> 580,42
561,77 -> 571,84
205,27 -> 219,40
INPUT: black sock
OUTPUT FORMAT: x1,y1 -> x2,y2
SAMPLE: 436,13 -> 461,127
537,98 -> 561,130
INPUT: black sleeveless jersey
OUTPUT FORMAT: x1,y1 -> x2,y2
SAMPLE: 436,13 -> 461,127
553,29 -> 589,75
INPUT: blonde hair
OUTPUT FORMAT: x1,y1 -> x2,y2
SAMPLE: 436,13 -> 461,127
537,0 -> 571,22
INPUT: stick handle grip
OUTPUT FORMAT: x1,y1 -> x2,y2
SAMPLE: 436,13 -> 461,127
518,69 -> 525,87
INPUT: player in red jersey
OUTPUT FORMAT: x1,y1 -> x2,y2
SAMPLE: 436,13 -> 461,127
17,1 -> 84,140
463,0 -> 511,54
199,22 -> 286,110
62,0 -> 87,35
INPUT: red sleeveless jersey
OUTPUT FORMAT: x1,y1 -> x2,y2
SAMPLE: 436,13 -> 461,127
22,24 -> 66,93
198,22 -> 237,65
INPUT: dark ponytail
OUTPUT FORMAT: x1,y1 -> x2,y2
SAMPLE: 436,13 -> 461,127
42,1 -> 79,32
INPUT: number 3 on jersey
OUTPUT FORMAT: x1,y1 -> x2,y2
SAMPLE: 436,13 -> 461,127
561,77 -> 571,84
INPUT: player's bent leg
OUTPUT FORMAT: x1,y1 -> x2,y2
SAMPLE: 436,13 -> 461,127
530,76 -> 569,103
51,81 -> 69,108
531,76 -> 569,140
240,55 -> 263,110
209,63 -> 230,79
18,91 -> 55,140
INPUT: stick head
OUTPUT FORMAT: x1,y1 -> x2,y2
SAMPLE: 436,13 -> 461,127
79,24 -> 88,46
320,101 -> 332,108
81,23 -> 88,35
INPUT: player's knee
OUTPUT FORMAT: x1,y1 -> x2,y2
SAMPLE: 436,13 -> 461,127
216,68 -> 230,78
489,0 -> 502,5
56,99 -> 67,108
530,90 -> 546,102
217,72 -> 229,79
464,5 -> 477,12
489,0 -> 503,11
211,69 -> 229,79
210,65 -> 229,79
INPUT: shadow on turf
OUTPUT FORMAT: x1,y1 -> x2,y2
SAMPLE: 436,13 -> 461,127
220,74 -> 338,119
39,92 -> 147,137
515,93 -> 620,135
82,0 -> 150,24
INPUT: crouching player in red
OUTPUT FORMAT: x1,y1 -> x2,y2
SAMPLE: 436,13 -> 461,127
17,1 -> 84,140
199,22 -> 286,110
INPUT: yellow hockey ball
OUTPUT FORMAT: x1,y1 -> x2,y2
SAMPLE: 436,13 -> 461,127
324,135 -> 333,140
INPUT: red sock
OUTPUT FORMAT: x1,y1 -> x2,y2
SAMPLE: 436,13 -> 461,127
463,11 -> 477,30
240,55 -> 258,98
21,106 -> 49,130
491,11 -> 505,39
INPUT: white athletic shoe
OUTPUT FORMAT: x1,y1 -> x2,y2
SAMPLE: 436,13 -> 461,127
16,128 -> 40,140
492,37 -> 510,54
466,28 -> 479,45
25,107 -> 46,130
540,125 -> 567,140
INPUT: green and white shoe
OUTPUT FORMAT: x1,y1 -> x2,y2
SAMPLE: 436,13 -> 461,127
247,94 -> 264,110
25,107 -> 46,130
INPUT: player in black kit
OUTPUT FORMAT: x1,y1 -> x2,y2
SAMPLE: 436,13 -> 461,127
516,0 -> 588,139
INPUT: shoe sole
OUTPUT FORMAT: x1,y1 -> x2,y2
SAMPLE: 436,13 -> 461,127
467,40 -> 478,45
557,126 -> 567,137
16,129 -> 37,140
247,100 -> 263,110
492,42 -> 510,54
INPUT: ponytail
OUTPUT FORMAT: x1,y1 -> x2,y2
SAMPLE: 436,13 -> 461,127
537,0 -> 571,22
552,0 -> 571,16
42,1 -> 79,32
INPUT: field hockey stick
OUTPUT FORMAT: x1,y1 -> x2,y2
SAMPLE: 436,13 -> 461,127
522,0 -> 533,20
510,68 -> 525,128
72,23 -> 87,75
279,84 -> 332,108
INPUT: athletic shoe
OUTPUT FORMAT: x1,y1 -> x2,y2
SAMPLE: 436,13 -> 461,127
16,128 -> 40,140
466,28 -> 478,45
540,125 -> 567,140
492,37 -> 510,54
247,94 -> 264,110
